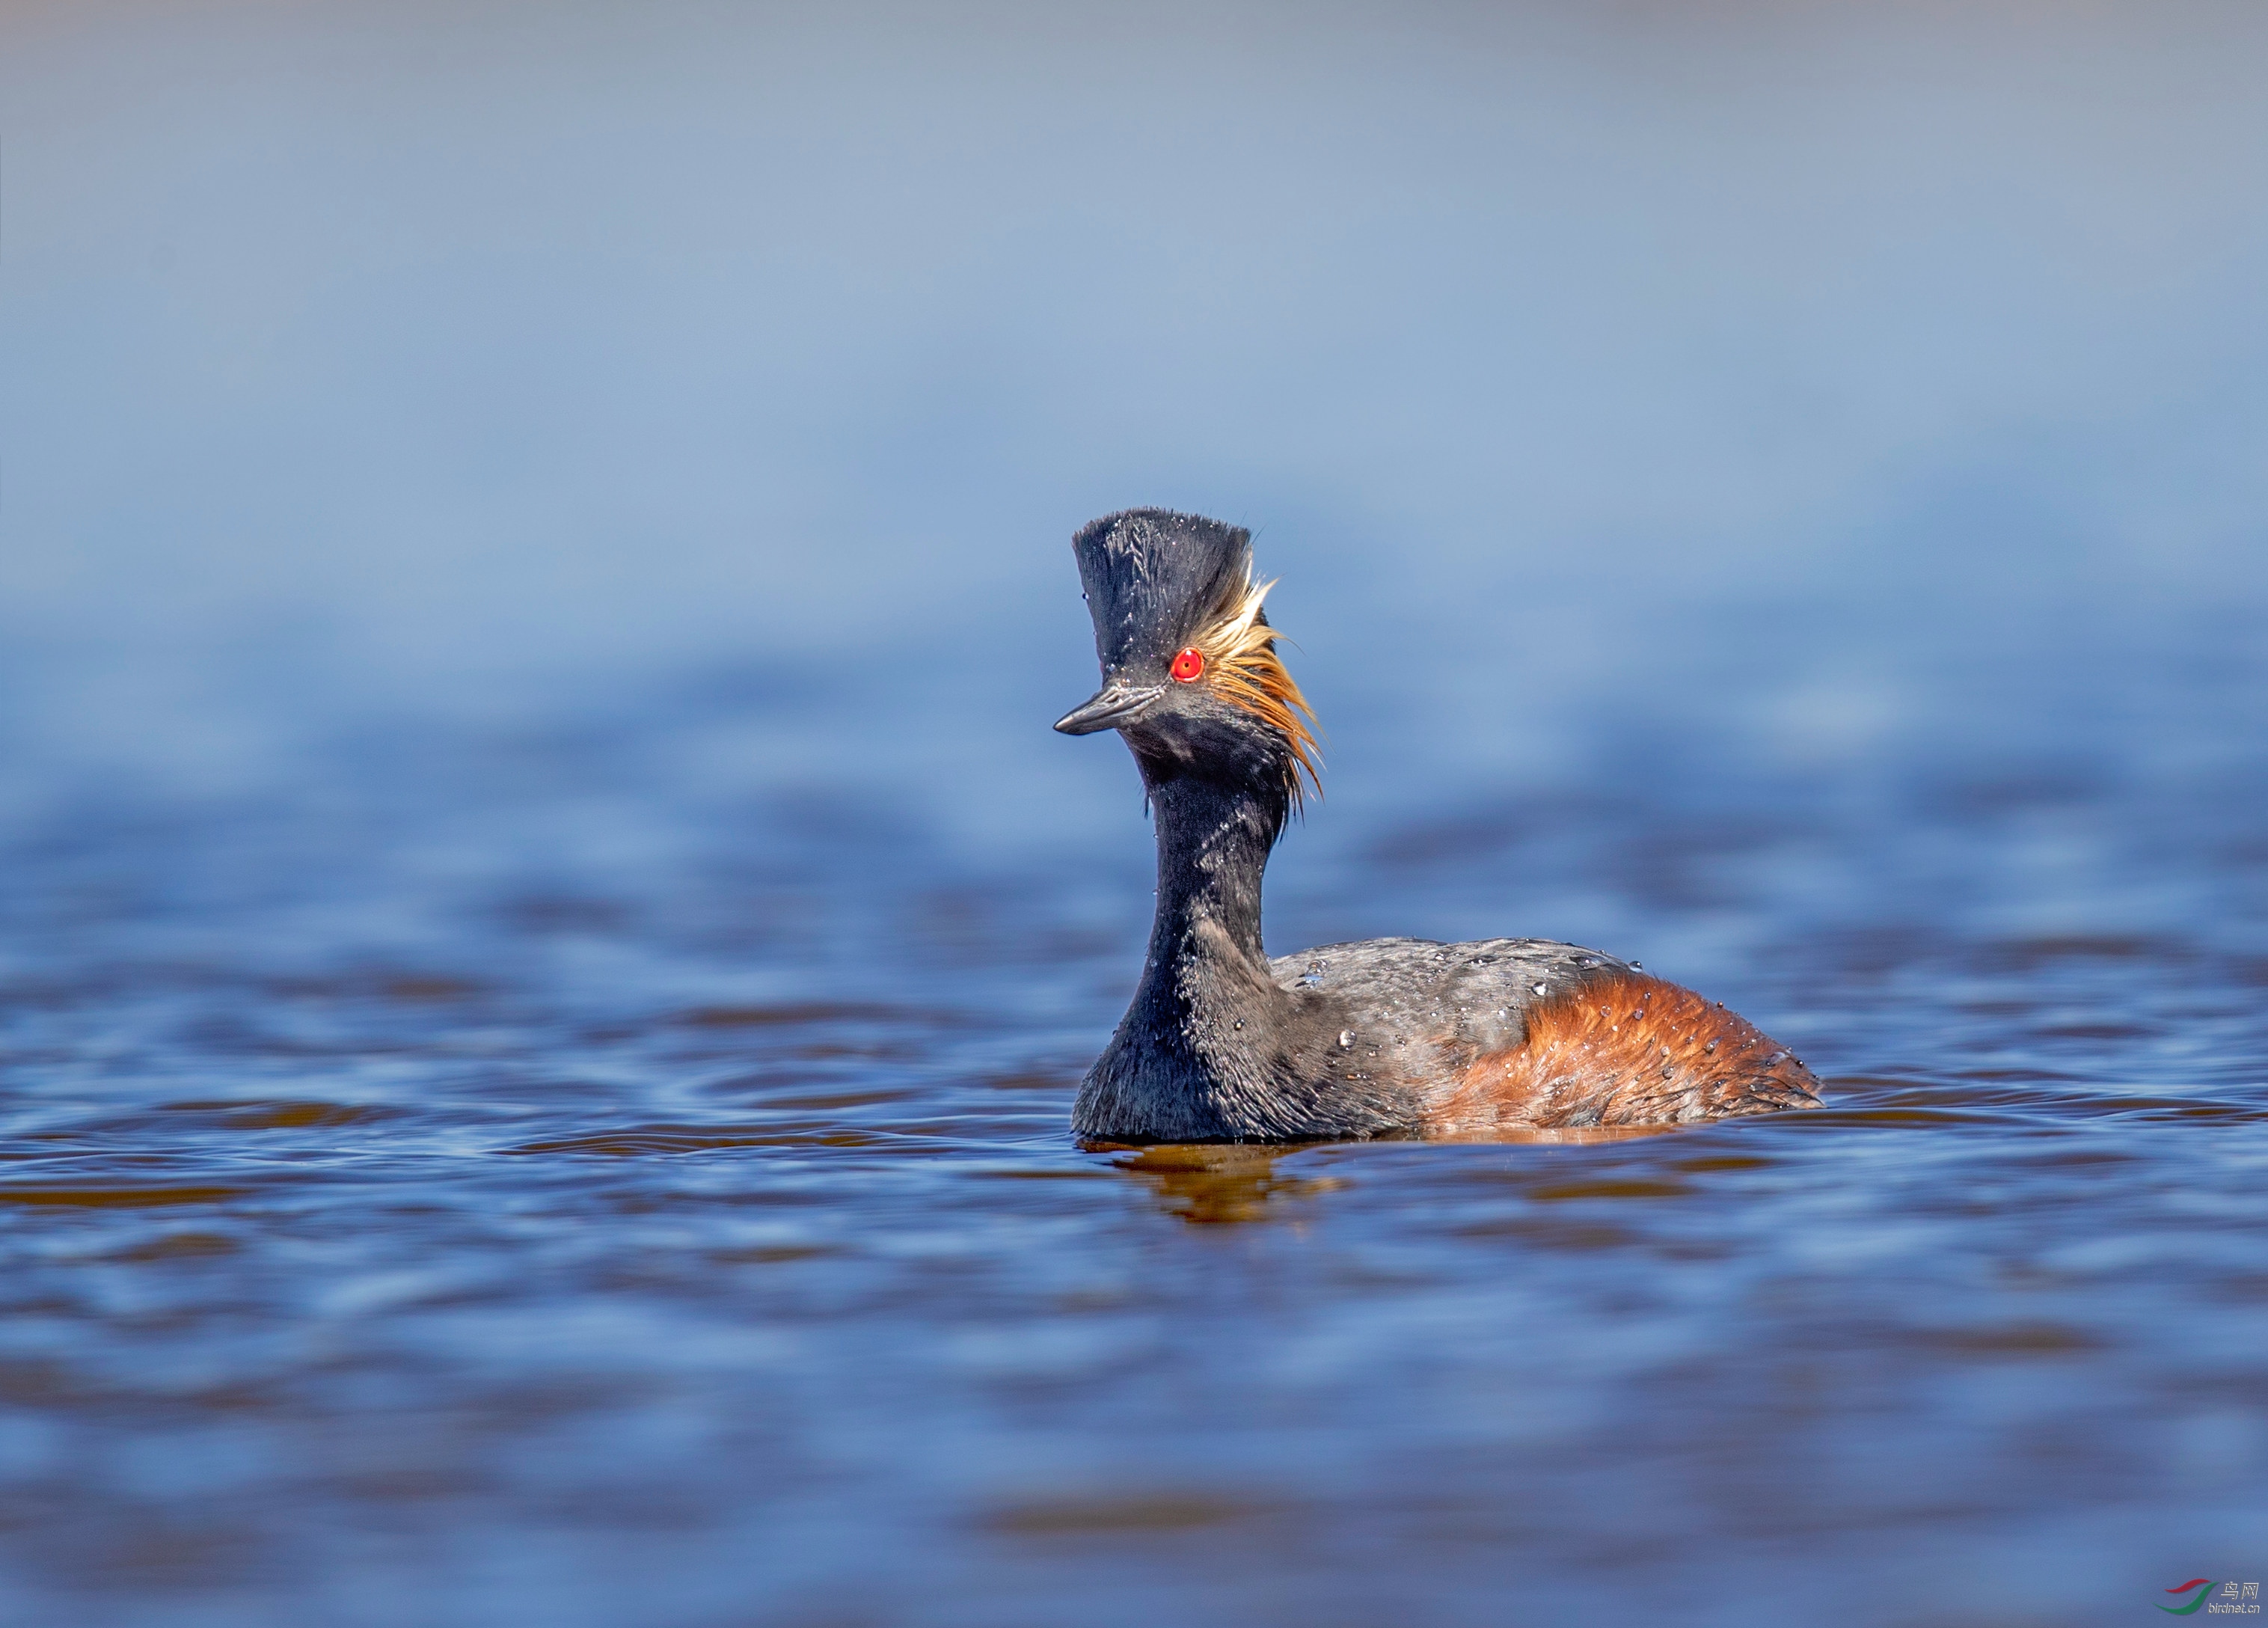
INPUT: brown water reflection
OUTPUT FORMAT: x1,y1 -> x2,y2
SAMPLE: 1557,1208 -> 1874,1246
1112,1122 -> 1686,1224
1109,1145 -> 1342,1224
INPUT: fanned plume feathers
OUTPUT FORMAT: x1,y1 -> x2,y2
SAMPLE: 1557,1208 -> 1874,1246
1192,570 -> 1322,810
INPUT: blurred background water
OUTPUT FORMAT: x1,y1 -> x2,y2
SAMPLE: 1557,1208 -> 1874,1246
1,2 -> 2264,1624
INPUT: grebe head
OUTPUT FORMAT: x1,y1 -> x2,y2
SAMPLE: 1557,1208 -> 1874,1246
1053,509 -> 1320,811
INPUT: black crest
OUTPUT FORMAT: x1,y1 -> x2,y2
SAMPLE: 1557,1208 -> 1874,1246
1071,509 -> 1251,671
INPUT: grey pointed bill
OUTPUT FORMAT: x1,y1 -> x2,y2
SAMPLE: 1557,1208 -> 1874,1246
1053,683 -> 1166,735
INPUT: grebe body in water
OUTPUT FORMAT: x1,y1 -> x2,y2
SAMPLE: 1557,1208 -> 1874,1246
1055,509 -> 1823,1145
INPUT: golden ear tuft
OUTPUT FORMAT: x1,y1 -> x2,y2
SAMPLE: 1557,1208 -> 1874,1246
1192,570 -> 1323,810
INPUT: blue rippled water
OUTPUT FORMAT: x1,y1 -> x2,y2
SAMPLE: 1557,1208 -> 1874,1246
2,4 -> 2265,1624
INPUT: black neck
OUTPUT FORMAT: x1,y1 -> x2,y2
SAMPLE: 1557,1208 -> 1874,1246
1138,769 -> 1284,994
1076,746 -> 1361,1142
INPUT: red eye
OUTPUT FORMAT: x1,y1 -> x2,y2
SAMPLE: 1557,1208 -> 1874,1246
1169,648 -> 1205,682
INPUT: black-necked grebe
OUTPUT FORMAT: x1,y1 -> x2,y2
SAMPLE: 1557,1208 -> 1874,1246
1054,508 -> 1823,1145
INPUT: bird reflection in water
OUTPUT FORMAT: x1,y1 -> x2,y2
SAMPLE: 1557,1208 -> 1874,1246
1107,1145 -> 1339,1224
1110,1124 -> 1688,1224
